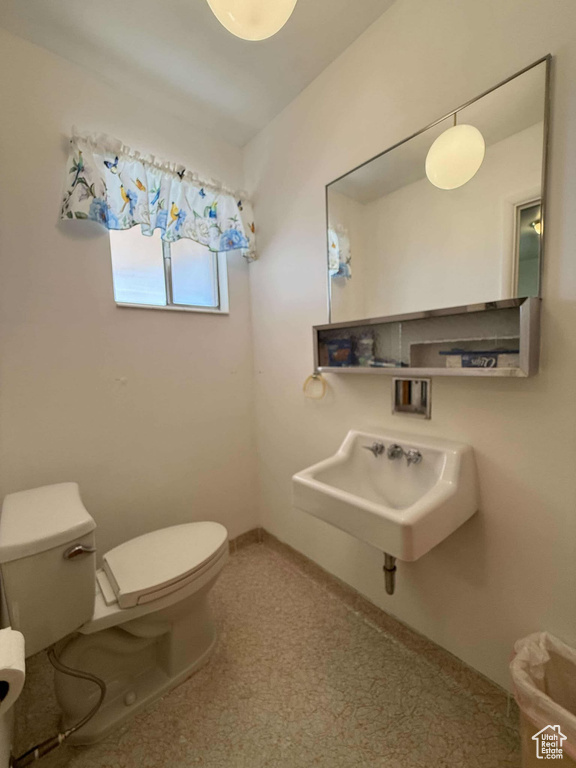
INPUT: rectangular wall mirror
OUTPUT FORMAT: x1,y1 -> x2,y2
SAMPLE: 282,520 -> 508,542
326,56 -> 550,324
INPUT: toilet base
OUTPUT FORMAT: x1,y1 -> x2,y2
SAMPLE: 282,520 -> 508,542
54,584 -> 218,745
65,633 -> 215,745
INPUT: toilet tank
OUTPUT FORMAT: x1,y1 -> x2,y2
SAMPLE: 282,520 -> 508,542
0,483 -> 96,657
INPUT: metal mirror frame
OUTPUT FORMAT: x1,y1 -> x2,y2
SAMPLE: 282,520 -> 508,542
324,55 -> 552,324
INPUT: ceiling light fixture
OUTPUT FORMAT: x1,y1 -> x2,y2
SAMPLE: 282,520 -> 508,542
425,114 -> 486,190
206,0 -> 298,41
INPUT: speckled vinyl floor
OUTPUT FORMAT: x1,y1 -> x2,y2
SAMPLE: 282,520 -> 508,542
15,537 -> 520,768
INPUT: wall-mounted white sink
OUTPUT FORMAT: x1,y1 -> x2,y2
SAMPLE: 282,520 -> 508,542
292,430 -> 478,561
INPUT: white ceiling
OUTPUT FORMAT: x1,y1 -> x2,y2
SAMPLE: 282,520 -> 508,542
0,0 -> 394,147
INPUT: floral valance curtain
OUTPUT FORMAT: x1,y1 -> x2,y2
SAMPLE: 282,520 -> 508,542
328,226 -> 351,279
61,131 -> 256,262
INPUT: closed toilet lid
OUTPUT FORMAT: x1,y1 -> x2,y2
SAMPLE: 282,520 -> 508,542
102,522 -> 228,609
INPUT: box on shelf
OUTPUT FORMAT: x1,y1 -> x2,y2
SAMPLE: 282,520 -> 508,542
442,350 -> 520,369
409,337 -> 520,369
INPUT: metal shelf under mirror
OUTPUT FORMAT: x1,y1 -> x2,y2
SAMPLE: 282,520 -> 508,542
314,297 -> 540,378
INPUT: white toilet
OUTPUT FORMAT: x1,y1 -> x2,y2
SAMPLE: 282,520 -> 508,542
0,482 -> 229,744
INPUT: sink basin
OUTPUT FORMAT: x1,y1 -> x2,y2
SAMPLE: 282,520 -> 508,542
292,430 -> 478,561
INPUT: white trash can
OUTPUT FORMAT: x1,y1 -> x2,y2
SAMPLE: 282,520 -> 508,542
511,632 -> 576,767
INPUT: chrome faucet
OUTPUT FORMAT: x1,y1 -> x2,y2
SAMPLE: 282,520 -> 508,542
363,441 -> 385,457
364,441 -> 422,465
405,449 -> 422,466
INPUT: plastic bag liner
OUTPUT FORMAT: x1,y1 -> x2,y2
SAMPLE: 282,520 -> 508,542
511,632 -> 576,760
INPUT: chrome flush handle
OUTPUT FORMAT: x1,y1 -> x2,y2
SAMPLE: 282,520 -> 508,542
363,442 -> 385,457
63,543 -> 96,560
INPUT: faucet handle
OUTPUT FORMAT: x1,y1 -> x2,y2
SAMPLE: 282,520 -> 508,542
405,449 -> 422,466
363,442 -> 385,457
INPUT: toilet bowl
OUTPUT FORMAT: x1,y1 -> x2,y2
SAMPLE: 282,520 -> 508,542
0,483 -> 228,745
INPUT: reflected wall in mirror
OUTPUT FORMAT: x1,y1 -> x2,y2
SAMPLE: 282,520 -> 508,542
326,57 -> 550,324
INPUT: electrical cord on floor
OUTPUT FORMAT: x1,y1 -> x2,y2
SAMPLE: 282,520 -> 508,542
11,647 -> 107,768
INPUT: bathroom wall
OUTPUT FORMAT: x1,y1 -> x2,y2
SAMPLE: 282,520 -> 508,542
0,28 -> 258,555
245,0 -> 576,688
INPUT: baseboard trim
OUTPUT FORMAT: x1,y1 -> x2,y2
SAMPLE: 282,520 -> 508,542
229,527 -> 264,553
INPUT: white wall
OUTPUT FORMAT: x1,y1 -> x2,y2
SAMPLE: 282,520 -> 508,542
0,28 -> 258,555
245,0 -> 576,688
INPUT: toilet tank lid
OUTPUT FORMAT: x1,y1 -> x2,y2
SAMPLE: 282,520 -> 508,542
0,483 -> 96,563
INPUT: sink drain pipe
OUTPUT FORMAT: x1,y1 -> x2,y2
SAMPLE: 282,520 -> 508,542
383,553 -> 397,595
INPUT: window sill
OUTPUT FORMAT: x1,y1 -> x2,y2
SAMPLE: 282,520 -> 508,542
115,302 -> 229,315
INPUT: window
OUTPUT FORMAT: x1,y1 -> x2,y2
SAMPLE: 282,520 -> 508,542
109,228 -> 229,313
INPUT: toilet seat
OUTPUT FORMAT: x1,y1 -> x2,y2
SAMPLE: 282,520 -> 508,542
100,522 -> 228,609
81,524 -> 229,636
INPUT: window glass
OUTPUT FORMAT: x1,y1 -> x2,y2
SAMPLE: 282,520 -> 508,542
170,239 -> 219,308
516,202 -> 541,297
109,228 -> 166,306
